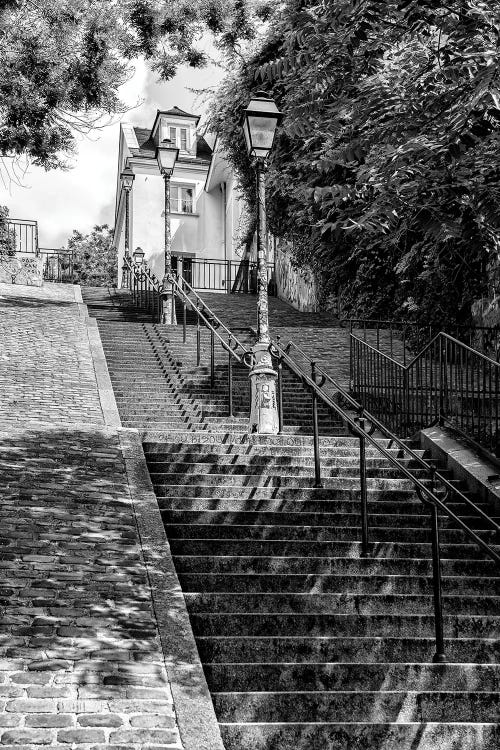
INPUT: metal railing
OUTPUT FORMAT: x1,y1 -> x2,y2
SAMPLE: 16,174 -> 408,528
269,335 -> 500,663
344,317 -> 500,363
123,256 -> 500,662
172,257 -> 276,295
39,248 -> 74,283
122,257 -> 253,416
351,332 -> 500,458
5,219 -> 38,255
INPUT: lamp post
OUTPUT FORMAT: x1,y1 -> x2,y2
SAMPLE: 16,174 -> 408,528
156,138 -> 179,324
120,165 -> 135,286
243,91 -> 283,434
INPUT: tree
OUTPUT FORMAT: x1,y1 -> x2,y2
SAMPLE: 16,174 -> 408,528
208,0 -> 500,327
67,224 -> 117,286
0,0 -> 274,171
0,205 -> 16,255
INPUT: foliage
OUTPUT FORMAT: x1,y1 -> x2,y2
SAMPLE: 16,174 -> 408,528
67,224 -> 117,286
208,0 -> 500,327
0,205 -> 16,255
0,0 -> 273,170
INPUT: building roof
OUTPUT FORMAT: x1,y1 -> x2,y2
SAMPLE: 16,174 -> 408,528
131,126 -> 212,163
161,106 -> 199,121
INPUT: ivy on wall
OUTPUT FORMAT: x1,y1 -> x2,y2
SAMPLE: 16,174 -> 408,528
208,0 -> 500,327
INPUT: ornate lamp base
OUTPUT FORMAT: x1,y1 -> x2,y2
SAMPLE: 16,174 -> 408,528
160,278 -> 177,325
249,342 -> 279,434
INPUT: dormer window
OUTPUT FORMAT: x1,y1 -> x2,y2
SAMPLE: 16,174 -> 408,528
169,126 -> 189,152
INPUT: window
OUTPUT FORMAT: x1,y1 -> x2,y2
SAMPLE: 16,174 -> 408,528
170,185 -> 195,214
168,126 -> 189,151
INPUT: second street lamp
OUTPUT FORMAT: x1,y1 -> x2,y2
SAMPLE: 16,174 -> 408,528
120,165 -> 135,286
156,138 -> 179,324
243,91 -> 283,434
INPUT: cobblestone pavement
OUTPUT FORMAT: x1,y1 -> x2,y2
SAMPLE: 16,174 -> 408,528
0,283 -> 104,426
0,284 -> 184,749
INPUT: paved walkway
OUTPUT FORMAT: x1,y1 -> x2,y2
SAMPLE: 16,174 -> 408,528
0,283 -> 219,750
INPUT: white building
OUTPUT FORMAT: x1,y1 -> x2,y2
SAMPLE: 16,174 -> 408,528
114,107 -> 248,292
114,106 -> 320,310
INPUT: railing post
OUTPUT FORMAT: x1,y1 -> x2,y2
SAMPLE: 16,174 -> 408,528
276,336 -> 284,435
359,417 -> 370,556
228,335 -> 233,417
196,302 -> 201,367
311,361 -> 322,488
439,337 -> 445,426
183,297 -> 187,343
402,368 -> 410,436
210,328 -> 215,389
428,467 -> 446,663
171,282 -> 176,325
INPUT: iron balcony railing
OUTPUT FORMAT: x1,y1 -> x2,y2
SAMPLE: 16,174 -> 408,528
5,218 -> 39,255
351,332 -> 500,458
123,257 -> 500,664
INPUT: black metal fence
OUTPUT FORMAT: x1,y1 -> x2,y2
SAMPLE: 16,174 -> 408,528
345,318 -> 500,363
6,219 -> 38,255
351,332 -> 500,457
39,249 -> 74,283
173,257 -> 276,295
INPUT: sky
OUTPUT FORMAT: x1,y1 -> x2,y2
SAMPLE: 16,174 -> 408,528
0,58 -> 225,249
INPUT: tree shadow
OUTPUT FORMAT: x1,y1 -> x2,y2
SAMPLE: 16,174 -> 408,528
0,423 -> 199,731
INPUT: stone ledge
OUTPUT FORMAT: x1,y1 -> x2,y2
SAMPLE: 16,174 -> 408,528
419,426 -> 500,513
119,428 -> 225,750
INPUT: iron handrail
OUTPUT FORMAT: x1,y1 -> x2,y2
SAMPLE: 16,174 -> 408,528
271,337 -> 500,550
168,272 -> 252,367
124,257 -> 253,366
352,330 -> 500,371
170,272 -> 251,358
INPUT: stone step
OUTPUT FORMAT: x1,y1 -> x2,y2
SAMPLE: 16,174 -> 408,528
155,486 -> 423,501
184,592 -> 500,616
169,537 -> 498,561
178,573 -> 500,596
147,453 -> 426,468
164,522 -> 495,544
212,689 -> 500,723
143,434 -> 393,448
149,463 -> 430,479
196,634 -> 500,664
190,611 -> 500,638
204,661 -> 500,692
172,555 -> 498,578
218,722 -> 500,750
152,473 -> 426,490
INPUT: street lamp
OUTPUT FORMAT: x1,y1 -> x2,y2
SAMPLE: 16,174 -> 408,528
132,247 -> 145,266
120,165 -> 135,286
156,138 -> 179,324
243,91 -> 283,434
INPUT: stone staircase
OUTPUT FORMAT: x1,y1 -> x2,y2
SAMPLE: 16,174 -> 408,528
83,286 -> 500,750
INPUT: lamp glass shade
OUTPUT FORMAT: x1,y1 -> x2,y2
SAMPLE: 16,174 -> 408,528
156,139 -> 179,175
243,93 -> 283,158
132,248 -> 145,265
120,167 -> 135,191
